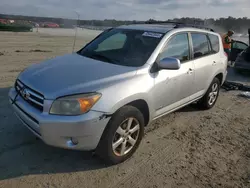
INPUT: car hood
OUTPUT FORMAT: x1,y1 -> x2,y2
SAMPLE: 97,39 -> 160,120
18,53 -> 137,99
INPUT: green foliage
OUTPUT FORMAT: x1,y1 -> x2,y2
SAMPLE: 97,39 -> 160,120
0,23 -> 32,32
0,14 -> 250,33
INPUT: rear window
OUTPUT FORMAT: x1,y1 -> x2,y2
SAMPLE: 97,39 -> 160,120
191,33 -> 210,59
208,34 -> 220,53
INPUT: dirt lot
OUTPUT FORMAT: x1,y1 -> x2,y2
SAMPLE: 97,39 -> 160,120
0,30 -> 250,188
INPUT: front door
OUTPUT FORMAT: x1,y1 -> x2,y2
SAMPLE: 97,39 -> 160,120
152,32 -> 195,117
230,41 -> 249,61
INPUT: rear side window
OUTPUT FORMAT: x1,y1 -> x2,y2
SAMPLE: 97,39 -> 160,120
160,33 -> 190,63
208,34 -> 220,53
191,33 -> 210,58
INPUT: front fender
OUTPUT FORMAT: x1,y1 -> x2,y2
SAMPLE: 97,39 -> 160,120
91,73 -> 155,121
109,92 -> 153,113
93,92 -> 154,122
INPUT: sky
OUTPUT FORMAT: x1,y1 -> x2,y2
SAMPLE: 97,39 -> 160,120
0,0 -> 250,20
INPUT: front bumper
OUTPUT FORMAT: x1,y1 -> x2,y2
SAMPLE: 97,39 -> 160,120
8,87 -> 110,151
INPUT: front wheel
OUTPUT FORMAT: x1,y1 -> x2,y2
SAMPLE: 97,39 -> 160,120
96,106 -> 144,164
197,77 -> 220,110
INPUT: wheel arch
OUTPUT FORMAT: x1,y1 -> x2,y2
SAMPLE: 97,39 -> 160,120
215,72 -> 224,85
126,99 -> 150,126
109,96 -> 152,127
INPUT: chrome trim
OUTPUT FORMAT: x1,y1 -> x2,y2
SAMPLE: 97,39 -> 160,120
30,92 -> 44,101
16,80 -> 23,87
17,81 -> 44,100
28,97 -> 43,106
16,79 -> 45,110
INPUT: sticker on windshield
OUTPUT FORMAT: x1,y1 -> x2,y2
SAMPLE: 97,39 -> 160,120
142,32 -> 162,38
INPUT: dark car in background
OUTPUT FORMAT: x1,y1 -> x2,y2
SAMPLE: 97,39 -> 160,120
229,40 -> 250,72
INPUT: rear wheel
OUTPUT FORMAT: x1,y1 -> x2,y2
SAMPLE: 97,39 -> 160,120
197,77 -> 220,110
96,106 -> 144,164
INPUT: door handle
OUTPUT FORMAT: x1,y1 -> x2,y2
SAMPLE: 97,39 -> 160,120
187,68 -> 193,74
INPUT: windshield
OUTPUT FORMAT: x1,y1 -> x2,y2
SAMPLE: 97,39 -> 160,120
78,29 -> 164,67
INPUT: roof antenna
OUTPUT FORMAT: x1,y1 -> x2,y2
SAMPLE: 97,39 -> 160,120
72,11 -> 80,53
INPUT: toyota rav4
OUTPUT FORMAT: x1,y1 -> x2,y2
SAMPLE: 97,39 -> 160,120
9,22 -> 227,164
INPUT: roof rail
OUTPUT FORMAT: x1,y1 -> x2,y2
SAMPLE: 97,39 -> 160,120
144,20 -> 214,32
174,23 -> 214,32
144,20 -> 181,25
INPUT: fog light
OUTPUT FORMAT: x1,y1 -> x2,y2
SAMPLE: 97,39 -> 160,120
70,137 -> 78,145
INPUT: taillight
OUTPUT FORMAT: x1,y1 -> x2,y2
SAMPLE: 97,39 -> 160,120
223,52 -> 228,62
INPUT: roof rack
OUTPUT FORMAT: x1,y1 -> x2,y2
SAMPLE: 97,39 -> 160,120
144,21 -> 214,32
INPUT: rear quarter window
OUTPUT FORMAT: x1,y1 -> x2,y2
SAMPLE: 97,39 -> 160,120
208,34 -> 220,53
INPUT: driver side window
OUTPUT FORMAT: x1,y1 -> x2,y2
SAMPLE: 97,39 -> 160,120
159,33 -> 190,63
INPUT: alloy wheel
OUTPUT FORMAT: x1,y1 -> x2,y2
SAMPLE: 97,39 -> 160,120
112,117 -> 140,156
208,83 -> 219,106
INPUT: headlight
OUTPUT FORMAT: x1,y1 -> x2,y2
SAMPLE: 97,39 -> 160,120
50,93 -> 101,115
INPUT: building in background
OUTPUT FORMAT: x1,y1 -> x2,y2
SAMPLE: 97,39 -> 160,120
42,22 -> 60,28
0,19 -> 7,24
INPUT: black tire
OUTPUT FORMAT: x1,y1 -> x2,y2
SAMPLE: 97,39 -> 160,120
96,105 -> 144,165
197,77 -> 220,110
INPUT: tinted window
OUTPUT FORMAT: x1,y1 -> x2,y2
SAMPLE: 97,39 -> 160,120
232,41 -> 248,50
191,33 -> 210,58
208,34 -> 219,53
96,33 -> 127,52
79,29 -> 163,67
160,33 -> 190,62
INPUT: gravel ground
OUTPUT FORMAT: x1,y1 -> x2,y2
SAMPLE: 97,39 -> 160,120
0,29 -> 250,188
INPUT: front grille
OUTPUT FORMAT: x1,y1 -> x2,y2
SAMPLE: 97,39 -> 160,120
14,102 -> 40,124
15,80 -> 44,111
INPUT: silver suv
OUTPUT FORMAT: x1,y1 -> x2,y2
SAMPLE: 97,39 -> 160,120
9,22 -> 227,164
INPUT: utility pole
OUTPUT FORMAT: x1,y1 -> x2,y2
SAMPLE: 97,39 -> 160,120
72,11 -> 80,52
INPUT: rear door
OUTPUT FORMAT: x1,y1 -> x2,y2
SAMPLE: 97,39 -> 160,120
230,41 -> 249,61
190,32 -> 216,98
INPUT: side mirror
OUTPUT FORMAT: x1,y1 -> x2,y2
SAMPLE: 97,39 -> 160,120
158,57 -> 181,70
